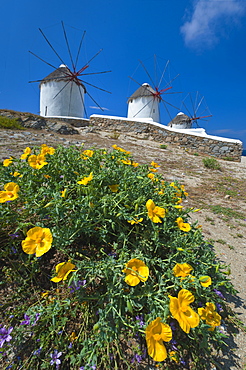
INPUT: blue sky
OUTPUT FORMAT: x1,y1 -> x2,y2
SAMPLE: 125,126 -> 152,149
1,0 -> 246,148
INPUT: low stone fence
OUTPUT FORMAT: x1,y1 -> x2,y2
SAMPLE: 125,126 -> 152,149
0,110 -> 243,161
90,115 -> 243,162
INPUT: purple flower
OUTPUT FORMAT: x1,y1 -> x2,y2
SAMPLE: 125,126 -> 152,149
180,358 -> 187,366
0,326 -> 13,348
50,350 -> 62,366
213,289 -> 225,300
170,339 -> 178,351
135,315 -> 145,328
170,321 -> 176,331
11,246 -> 17,254
68,280 -> 86,293
33,347 -> 42,356
32,313 -> 41,326
20,314 -> 31,325
9,233 -> 19,239
134,354 -> 142,363
107,251 -> 117,258
216,303 -> 223,312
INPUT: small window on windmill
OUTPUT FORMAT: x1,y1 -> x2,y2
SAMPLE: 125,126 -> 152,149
153,109 -> 155,113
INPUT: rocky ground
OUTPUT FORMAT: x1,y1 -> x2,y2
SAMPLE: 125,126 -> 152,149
1,124 -> 246,369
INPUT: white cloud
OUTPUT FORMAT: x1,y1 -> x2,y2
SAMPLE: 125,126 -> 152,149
181,0 -> 246,48
89,106 -> 109,111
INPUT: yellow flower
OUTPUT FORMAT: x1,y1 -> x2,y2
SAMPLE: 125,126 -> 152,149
169,351 -> 179,363
122,258 -> 149,286
41,291 -> 49,298
28,154 -> 48,169
176,217 -> 191,232
131,161 -> 139,167
22,226 -> 53,257
20,147 -> 32,159
10,172 -> 22,177
40,144 -> 55,155
44,174 -> 51,179
170,182 -> 177,188
147,173 -> 155,180
199,275 -> 212,287
176,198 -> 182,204
173,263 -> 193,278
109,184 -> 119,192
174,205 -> 183,209
61,189 -> 67,197
0,182 -> 19,203
145,317 -> 172,362
50,260 -> 76,282
149,168 -> 158,172
198,302 -> 221,331
3,157 -> 13,167
77,172 -> 93,185
150,161 -> 160,168
69,331 -> 78,342
128,217 -> 143,225
81,149 -> 94,159
146,199 -> 166,223
169,289 -> 200,333
121,159 -> 131,165
112,144 -> 131,154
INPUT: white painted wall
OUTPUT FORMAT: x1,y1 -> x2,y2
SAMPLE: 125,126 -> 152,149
127,96 -> 160,122
40,80 -> 85,118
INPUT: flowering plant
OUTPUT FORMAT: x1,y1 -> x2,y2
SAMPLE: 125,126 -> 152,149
0,144 -> 238,369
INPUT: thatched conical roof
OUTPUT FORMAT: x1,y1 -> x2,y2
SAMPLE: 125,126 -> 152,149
127,83 -> 156,103
40,65 -> 86,92
168,112 -> 192,128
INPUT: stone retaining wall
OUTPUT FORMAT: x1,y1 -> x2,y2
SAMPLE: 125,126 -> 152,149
0,110 -> 243,161
90,116 -> 243,162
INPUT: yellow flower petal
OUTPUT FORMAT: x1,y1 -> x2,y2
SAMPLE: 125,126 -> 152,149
22,227 -> 53,257
173,263 -> 193,278
146,199 -> 166,223
77,172 -> 93,185
51,260 -> 76,282
198,302 -> 221,330
146,318 -> 172,362
199,275 -> 212,287
28,154 -> 48,169
169,289 -> 199,333
122,258 -> 149,286
3,158 -> 13,167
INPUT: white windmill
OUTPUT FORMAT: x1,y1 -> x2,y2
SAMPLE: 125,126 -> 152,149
40,64 -> 86,118
127,83 -> 160,122
29,22 -> 111,119
127,58 -> 180,123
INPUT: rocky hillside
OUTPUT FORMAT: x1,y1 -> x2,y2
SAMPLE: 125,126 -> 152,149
0,109 -> 246,368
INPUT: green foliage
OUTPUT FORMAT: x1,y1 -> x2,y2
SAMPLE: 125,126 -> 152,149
0,116 -> 24,129
0,144 -> 238,369
202,157 -> 221,170
210,205 -> 245,220
160,144 -> 167,149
